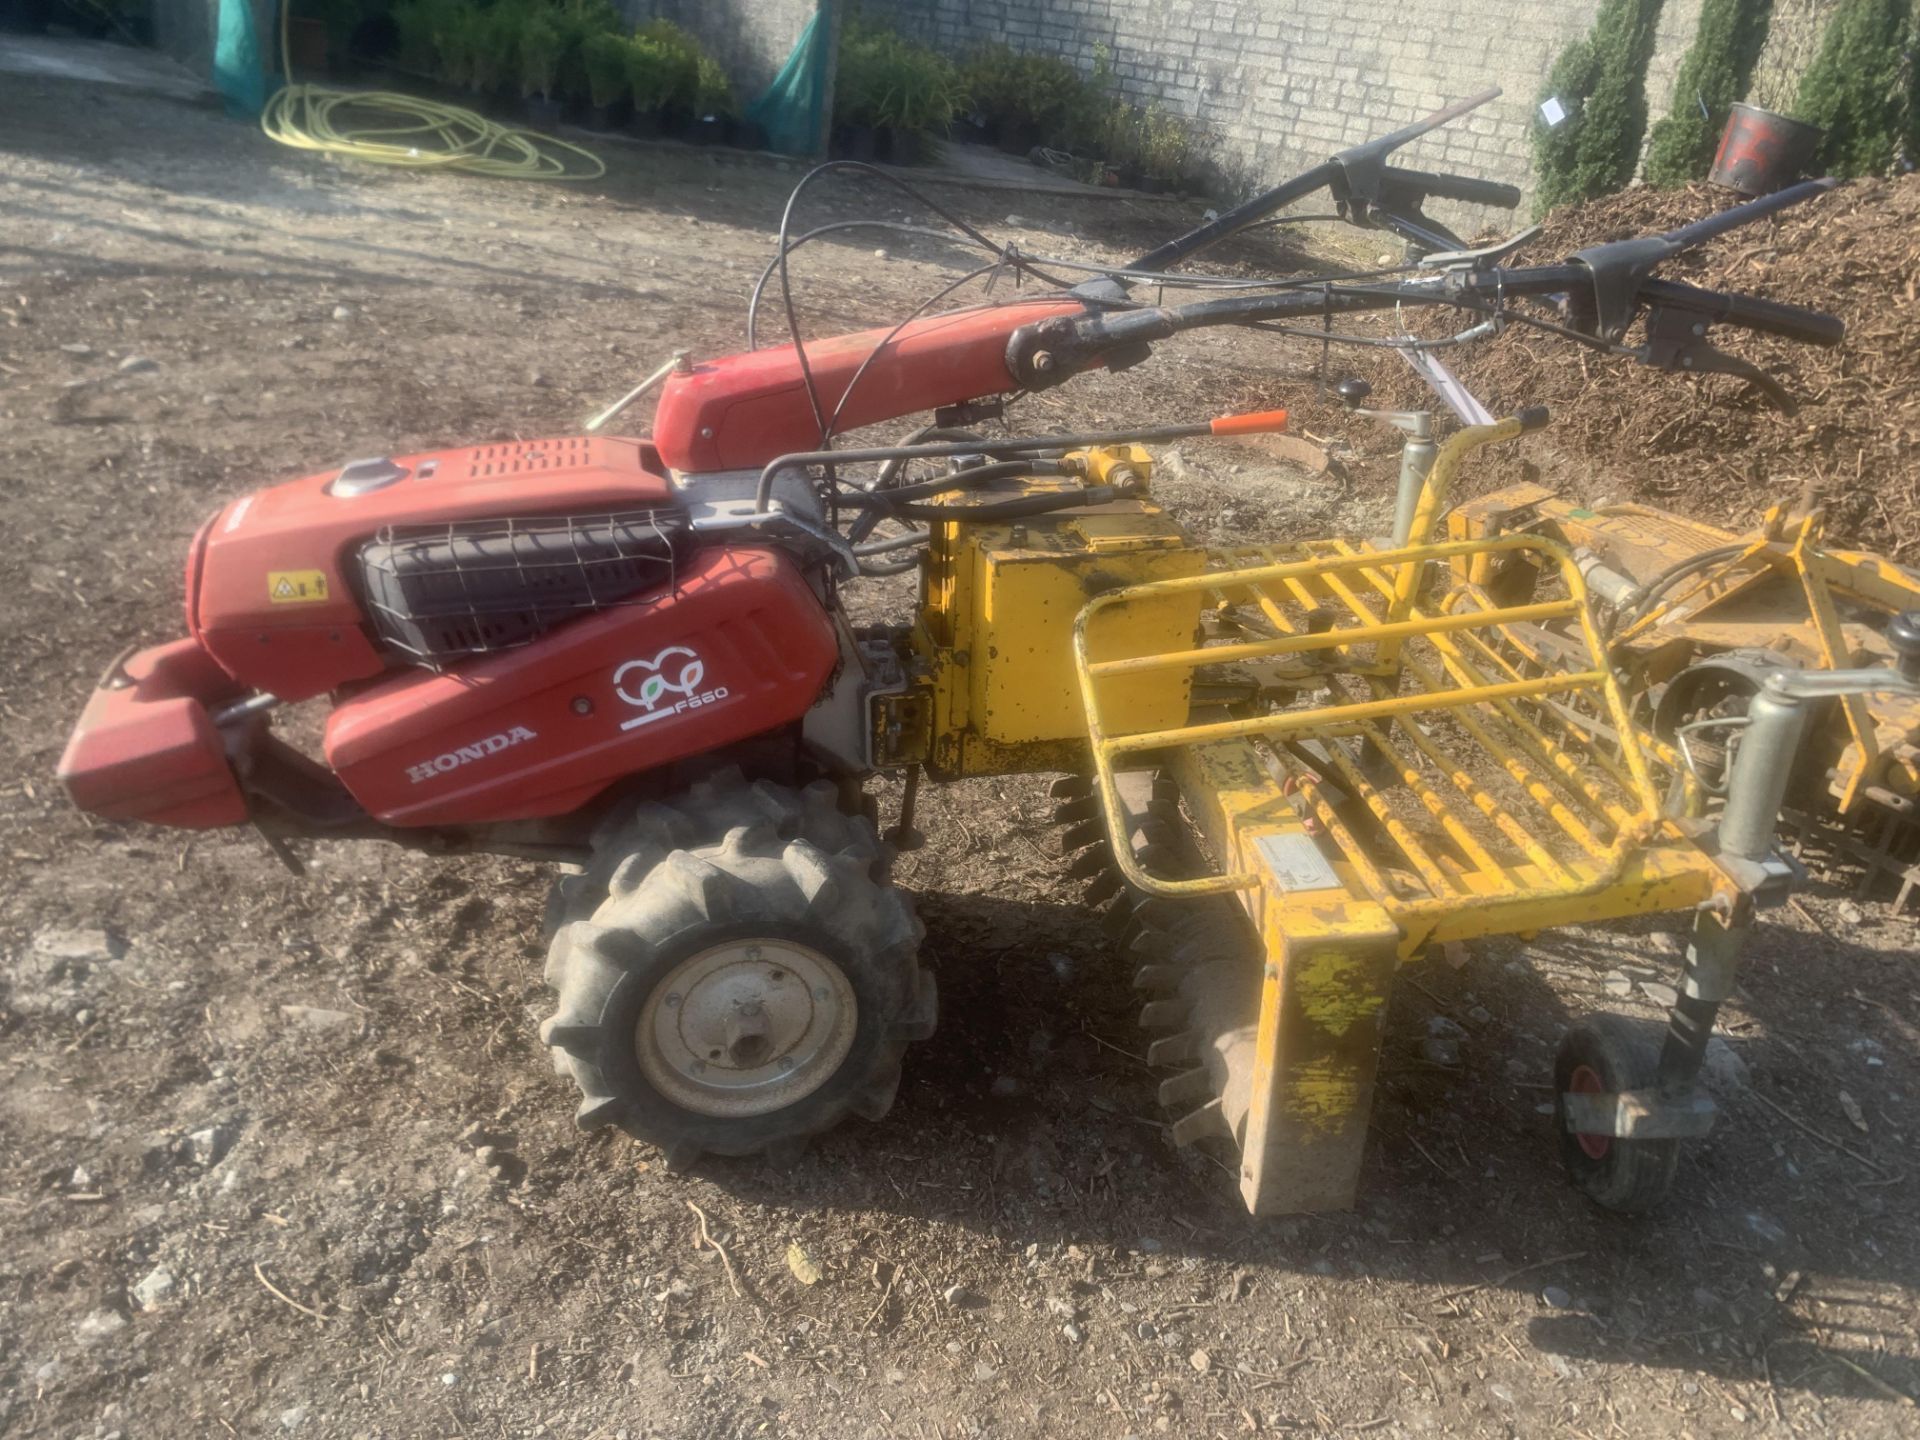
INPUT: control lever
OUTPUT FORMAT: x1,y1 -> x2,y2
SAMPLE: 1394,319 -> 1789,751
1417,224 -> 1544,270
1335,378 -> 1437,544
1641,307 -> 1796,414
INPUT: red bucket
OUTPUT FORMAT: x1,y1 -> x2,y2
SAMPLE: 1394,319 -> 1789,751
1709,103 -> 1824,195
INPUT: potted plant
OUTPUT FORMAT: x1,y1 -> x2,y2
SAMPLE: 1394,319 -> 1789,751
519,8 -> 564,128
580,30 -> 628,129
961,44 -> 1024,150
691,54 -> 731,144
635,19 -> 700,136
1101,98 -> 1145,189
552,0 -> 619,120
1141,103 -> 1191,193
625,32 -> 676,136
392,0 -> 465,88
432,2 -> 480,96
466,0 -> 525,111
837,20 -> 959,164
832,23 -> 886,159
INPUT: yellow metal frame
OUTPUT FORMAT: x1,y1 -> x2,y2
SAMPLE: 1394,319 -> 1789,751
1061,418 -> 1751,1214
1070,416 -> 1727,945
1448,485 -> 1920,810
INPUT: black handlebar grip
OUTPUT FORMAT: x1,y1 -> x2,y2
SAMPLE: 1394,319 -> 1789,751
1381,164 -> 1524,210
1515,406 -> 1551,432
1711,289 -> 1846,346
1641,279 -> 1845,346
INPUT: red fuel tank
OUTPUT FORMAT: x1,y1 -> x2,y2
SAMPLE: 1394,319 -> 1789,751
324,547 -> 837,827
191,436 -> 674,703
649,300 -> 1081,473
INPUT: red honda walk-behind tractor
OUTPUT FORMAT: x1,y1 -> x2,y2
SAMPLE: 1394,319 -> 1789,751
61,92 -> 1920,1213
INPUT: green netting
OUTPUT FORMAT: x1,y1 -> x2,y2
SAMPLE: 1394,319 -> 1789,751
215,0 -> 274,119
748,8 -> 829,157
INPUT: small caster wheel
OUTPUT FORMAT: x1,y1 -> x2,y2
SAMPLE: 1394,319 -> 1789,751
1554,1014 -> 1680,1213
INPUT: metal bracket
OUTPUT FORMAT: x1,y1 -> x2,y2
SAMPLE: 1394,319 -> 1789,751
1562,1085 -> 1718,1140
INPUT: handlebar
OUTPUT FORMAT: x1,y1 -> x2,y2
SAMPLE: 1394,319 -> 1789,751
1013,181 -> 1844,404
1127,87 -> 1513,274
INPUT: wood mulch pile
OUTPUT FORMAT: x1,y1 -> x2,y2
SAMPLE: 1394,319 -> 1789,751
1379,176 -> 1920,560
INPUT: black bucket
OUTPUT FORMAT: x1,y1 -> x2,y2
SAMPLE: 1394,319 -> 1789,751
1708,103 -> 1824,195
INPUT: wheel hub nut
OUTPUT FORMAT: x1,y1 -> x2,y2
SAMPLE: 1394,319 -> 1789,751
726,997 -> 772,1067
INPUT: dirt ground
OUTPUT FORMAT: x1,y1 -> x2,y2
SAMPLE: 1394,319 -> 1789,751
3,58 -> 1919,1440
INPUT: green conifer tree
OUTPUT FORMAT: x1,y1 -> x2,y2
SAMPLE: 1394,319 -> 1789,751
1794,0 -> 1915,176
1644,0 -> 1776,185
1532,0 -> 1669,214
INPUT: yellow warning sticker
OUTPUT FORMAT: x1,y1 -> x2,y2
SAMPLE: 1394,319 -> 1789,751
268,570 -> 330,604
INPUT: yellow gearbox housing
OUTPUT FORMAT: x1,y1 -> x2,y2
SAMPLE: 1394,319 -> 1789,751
910,446 -> 1206,779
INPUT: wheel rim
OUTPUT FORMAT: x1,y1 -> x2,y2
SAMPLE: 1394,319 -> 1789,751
1568,1063 -> 1611,1160
636,938 -> 858,1119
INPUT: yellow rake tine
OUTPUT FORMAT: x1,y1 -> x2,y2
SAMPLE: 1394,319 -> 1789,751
1417,644 -> 1636,832
1314,738 -> 1458,899
1359,710 -> 1582,890
1440,621 -> 1641,796
1313,565 -> 1629,831
1288,766 -> 1413,904
1353,717 -> 1504,874
1323,539 -> 1634,806
1396,659 -> 1615,862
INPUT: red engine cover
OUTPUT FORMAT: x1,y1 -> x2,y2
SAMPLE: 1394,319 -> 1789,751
193,435 -> 674,703
324,547 -> 836,826
650,300 -> 1083,473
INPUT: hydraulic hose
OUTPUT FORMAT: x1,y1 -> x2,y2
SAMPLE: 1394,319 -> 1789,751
1608,543 -> 1752,638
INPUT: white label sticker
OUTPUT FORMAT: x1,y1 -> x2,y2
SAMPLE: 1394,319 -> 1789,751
613,646 -> 732,732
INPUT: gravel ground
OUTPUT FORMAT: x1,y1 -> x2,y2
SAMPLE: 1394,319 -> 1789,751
2,58 -> 1917,1440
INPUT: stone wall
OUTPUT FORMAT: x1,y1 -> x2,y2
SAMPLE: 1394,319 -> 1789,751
1748,0 -> 1840,111
626,0 -> 819,100
861,0 -> 1736,210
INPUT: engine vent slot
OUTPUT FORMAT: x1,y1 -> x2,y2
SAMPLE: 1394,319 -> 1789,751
358,508 -> 686,664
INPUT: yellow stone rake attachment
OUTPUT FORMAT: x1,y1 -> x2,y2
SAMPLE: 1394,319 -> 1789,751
1070,422 -> 1746,1215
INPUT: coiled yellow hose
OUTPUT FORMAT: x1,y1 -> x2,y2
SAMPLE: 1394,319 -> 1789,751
260,9 -> 605,181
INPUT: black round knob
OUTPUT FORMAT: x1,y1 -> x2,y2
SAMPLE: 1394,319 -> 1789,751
1335,377 -> 1372,408
1889,610 -> 1920,681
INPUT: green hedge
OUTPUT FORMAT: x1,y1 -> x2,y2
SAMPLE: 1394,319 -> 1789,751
1531,0 -> 1667,214
1795,0 -> 1915,176
1644,0 -> 1775,185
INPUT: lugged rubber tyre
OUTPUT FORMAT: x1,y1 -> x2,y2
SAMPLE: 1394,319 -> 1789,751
541,783 -> 934,1166
543,766 -> 877,952
1554,1013 -> 1681,1213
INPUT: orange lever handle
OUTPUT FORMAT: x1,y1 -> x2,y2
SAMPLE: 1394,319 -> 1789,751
1209,408 -> 1289,436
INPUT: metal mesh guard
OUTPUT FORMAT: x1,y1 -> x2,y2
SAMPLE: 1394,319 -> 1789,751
357,508 -> 684,665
